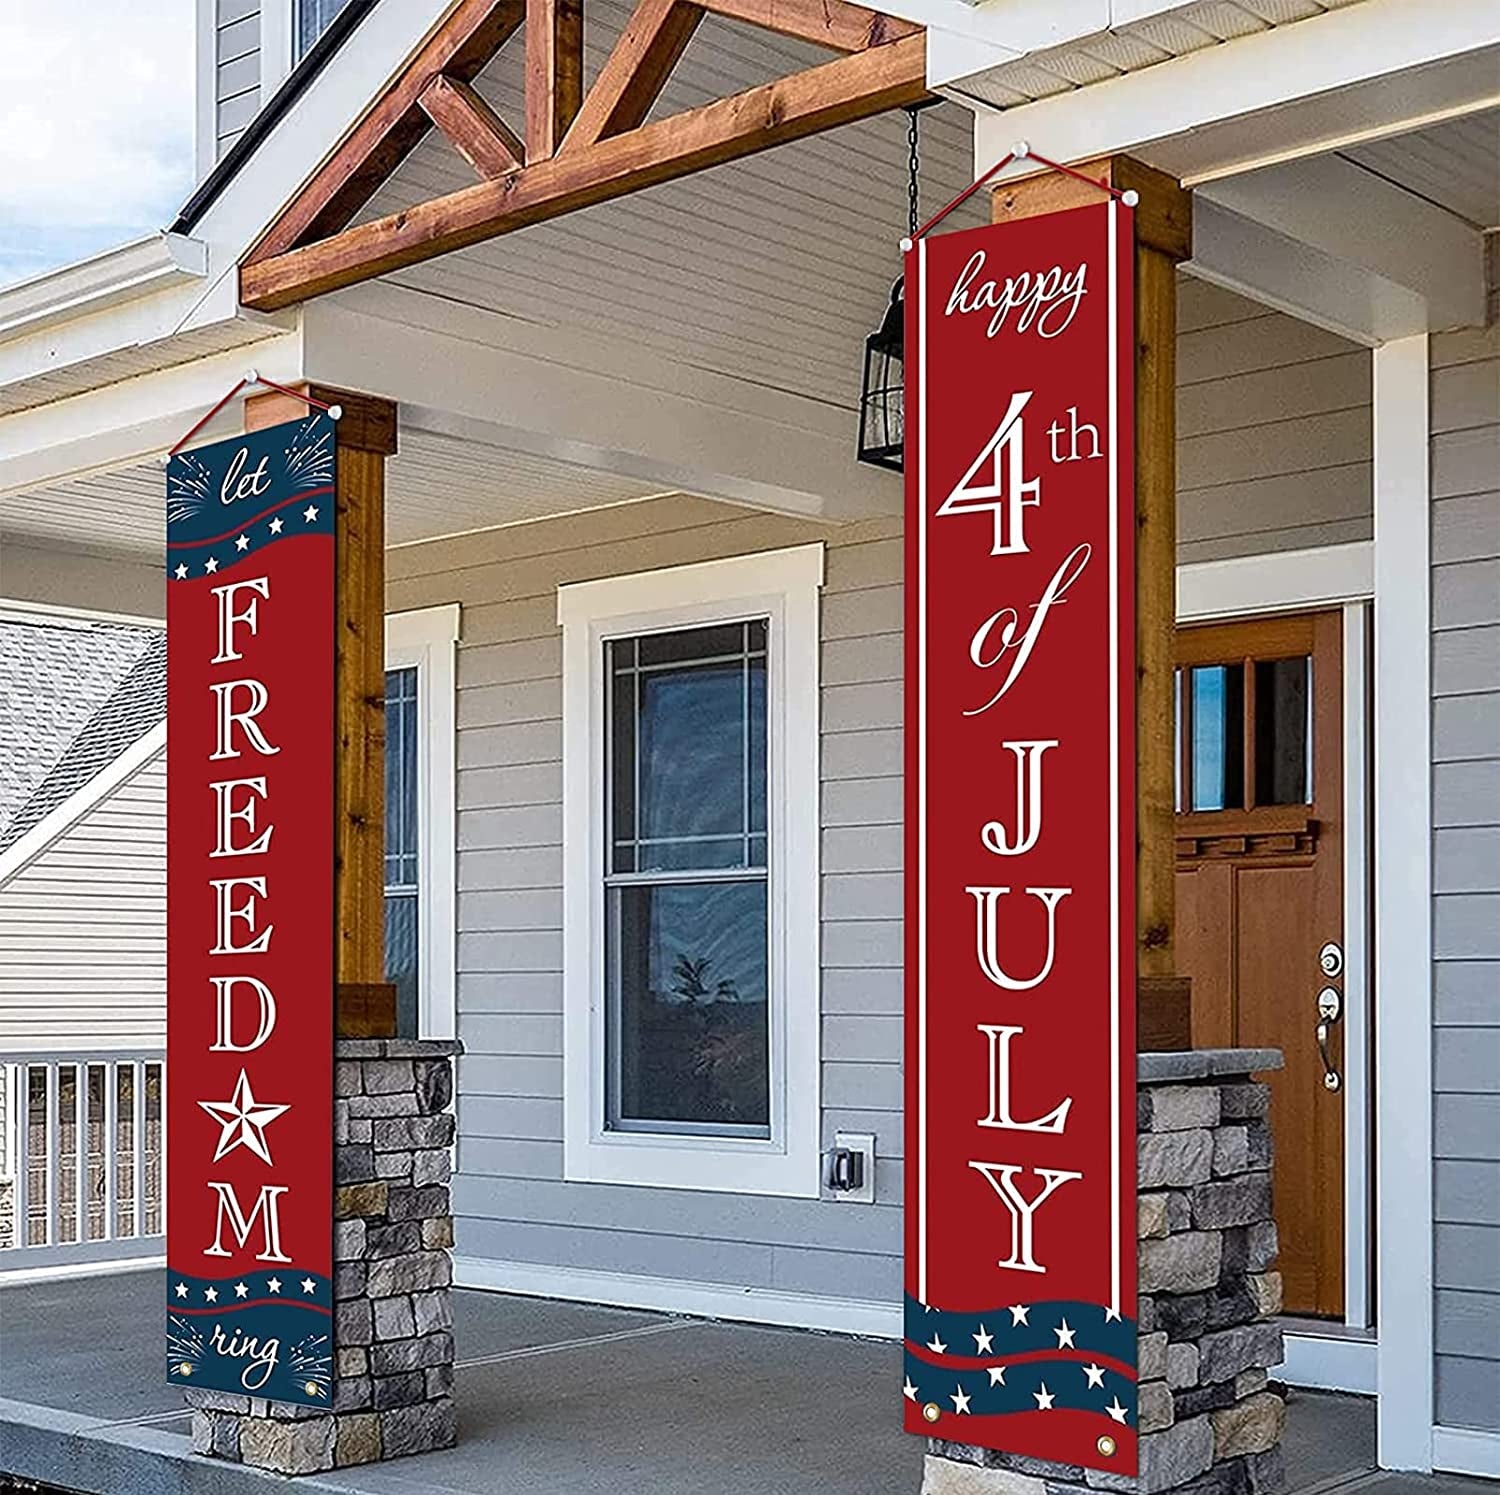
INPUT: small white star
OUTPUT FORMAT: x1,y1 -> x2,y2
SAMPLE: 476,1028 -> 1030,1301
174,1281 -> 188,1299
204,556 -> 219,574
266,1277 -> 282,1294
987,1366 -> 1007,1387
951,1386 -> 971,1414
1055,1319 -> 1077,1349
173,564 -> 188,580
1106,1397 -> 1130,1424
269,516 -> 284,535
926,1334 -> 947,1355
301,1277 -> 317,1295
198,1070 -> 289,1166
1083,1363 -> 1106,1389
234,1281 -> 249,1299
235,533 -> 250,551
1008,1304 -> 1029,1326
1033,1383 -> 1055,1411
204,1286 -> 219,1303
302,505 -> 319,522
1104,1305 -> 1122,1323
973,1324 -> 994,1355
903,1378 -> 919,1402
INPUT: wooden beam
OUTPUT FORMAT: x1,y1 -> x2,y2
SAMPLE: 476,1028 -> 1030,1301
563,0 -> 705,152
245,385 -> 399,1037
249,0 -> 525,262
991,156 -> 1193,983
421,74 -> 526,177
700,0 -> 919,52
525,0 -> 583,160
241,33 -> 928,310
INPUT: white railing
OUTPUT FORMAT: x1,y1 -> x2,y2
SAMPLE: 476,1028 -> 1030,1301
0,1051 -> 165,1275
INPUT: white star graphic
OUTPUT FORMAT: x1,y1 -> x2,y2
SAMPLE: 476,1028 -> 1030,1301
197,1069 -> 289,1165
1008,1304 -> 1029,1327
951,1387 -> 971,1414
266,1277 -> 282,1294
1104,1305 -> 1122,1323
173,564 -> 188,580
1033,1384 -> 1055,1411
1106,1397 -> 1130,1424
302,505 -> 319,522
1083,1363 -> 1106,1389
987,1366 -> 1007,1387
1055,1319 -> 1077,1349
235,534 -> 250,552
234,1281 -> 249,1299
174,1281 -> 188,1299
301,1277 -> 317,1295
903,1378 -> 919,1402
204,1286 -> 219,1303
973,1324 -> 994,1355
926,1334 -> 947,1355
269,516 -> 284,535
204,556 -> 219,574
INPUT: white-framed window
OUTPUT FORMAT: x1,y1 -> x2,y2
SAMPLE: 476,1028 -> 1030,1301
385,604 -> 459,1042
559,546 -> 824,1198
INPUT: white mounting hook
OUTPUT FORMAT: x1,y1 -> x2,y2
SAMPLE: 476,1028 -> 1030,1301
1011,140 -> 1030,159
1122,189 -> 1140,207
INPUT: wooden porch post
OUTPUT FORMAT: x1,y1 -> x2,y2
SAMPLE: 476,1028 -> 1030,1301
246,384 -> 400,1038
992,158 -> 1193,1035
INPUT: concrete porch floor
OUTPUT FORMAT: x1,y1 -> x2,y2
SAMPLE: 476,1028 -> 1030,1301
0,1269 -> 1489,1495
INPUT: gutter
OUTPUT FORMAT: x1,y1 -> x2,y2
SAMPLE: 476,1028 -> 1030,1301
0,235 -> 207,342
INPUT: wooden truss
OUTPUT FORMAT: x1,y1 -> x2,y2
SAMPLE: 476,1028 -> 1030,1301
239,0 -> 926,310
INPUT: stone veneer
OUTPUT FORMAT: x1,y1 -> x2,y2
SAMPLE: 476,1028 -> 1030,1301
926,1048 -> 1286,1495
187,1037 -> 462,1476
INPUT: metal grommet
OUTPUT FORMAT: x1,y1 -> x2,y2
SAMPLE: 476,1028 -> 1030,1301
922,1402 -> 942,1424
1097,1435 -> 1117,1457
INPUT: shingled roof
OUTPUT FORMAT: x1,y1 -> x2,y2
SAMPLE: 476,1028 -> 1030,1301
0,613 -> 165,854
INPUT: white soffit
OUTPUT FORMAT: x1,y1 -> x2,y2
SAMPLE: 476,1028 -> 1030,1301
943,0 -> 1368,110
1343,108 -> 1500,231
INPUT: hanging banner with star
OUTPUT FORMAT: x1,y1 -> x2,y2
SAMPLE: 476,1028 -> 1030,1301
165,413 -> 336,1406
903,200 -> 1138,1472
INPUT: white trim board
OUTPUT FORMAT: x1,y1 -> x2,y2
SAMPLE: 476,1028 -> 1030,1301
454,1256 -> 901,1341
1176,543 -> 1372,622
1433,1428 -> 1500,1481
1277,1331 -> 1376,1396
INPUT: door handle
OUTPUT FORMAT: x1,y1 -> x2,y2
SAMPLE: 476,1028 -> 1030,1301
1315,1021 -> 1341,1092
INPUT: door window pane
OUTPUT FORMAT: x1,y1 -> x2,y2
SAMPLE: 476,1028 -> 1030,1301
1190,664 -> 1244,812
1254,656 -> 1312,806
296,0 -> 352,59
605,621 -> 771,1137
384,667 -> 419,1037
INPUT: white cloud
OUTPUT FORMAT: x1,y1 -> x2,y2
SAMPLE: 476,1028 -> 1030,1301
0,0 -> 195,286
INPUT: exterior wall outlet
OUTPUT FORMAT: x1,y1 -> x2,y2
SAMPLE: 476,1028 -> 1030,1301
828,1132 -> 877,1203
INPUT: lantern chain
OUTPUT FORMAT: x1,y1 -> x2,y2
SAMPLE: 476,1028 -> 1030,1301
906,106 -> 921,239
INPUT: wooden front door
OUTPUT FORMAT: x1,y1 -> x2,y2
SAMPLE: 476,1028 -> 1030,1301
1174,611 -> 1346,1319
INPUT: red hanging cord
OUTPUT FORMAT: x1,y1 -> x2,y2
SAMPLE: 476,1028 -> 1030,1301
906,143 -> 1138,247
164,372 -> 341,461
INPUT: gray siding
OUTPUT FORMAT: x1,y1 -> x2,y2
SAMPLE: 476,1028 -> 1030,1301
1430,321 -> 1500,1434
216,0 -> 261,158
0,750 -> 166,1052
388,495 -> 905,1307
1176,279 -> 1372,565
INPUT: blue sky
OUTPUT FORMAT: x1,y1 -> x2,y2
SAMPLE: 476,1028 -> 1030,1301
0,1 -> 195,288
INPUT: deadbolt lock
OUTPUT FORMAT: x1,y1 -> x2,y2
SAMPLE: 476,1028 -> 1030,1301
1317,987 -> 1342,1023
1319,942 -> 1344,978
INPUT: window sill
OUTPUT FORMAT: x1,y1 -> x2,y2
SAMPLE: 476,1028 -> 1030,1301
564,1129 -> 821,1199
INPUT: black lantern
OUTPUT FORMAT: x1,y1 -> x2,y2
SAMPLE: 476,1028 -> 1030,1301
856,278 -> 905,470
856,105 -> 923,472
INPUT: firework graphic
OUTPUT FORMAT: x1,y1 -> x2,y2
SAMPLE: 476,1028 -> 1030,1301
287,1333 -> 334,1401
167,1315 -> 207,1380
282,417 -> 335,491
167,454 -> 213,526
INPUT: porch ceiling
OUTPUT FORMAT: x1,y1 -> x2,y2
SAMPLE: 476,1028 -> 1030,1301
340,1 -> 982,412
1343,107 -> 1500,232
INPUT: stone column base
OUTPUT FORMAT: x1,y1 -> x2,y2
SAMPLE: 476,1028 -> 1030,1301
188,1038 -> 462,1475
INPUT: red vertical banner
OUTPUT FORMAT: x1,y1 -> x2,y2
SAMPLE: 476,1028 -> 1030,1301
903,201 -> 1138,1472
166,414 -> 336,1406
